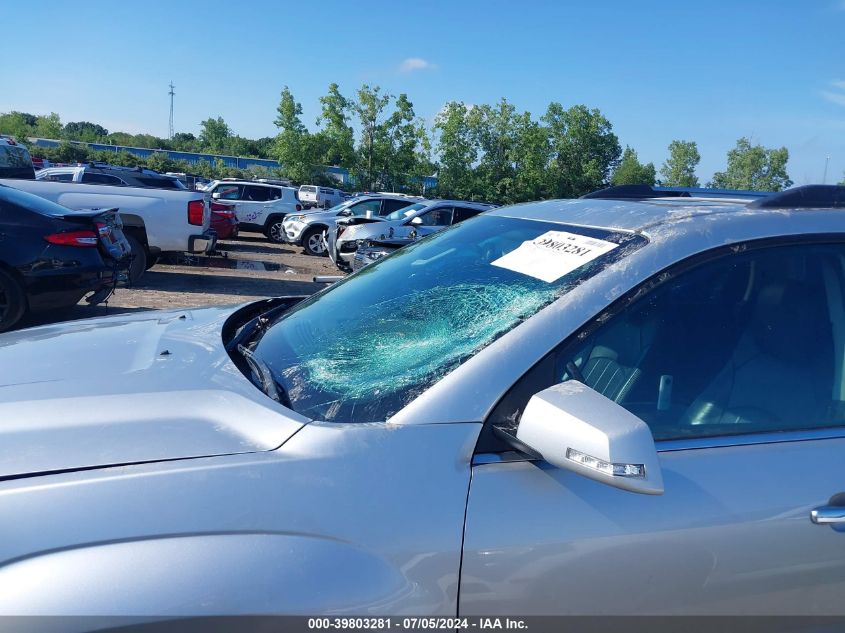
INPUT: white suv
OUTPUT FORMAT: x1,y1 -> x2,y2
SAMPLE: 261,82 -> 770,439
206,180 -> 302,243
298,185 -> 344,209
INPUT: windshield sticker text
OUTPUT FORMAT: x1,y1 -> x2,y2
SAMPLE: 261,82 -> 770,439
492,230 -> 618,282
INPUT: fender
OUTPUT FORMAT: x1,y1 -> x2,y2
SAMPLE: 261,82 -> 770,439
0,533 -> 413,615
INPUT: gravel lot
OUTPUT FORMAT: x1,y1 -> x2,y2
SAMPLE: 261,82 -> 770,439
19,232 -> 345,328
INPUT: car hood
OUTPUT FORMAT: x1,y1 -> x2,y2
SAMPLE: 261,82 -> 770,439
299,211 -> 341,224
0,305 -> 310,479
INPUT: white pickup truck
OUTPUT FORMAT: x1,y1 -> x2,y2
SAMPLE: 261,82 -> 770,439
0,178 -> 215,281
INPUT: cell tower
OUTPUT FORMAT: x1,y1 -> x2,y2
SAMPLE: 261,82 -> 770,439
168,81 -> 175,139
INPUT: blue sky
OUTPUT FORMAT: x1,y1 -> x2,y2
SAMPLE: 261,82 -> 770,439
1,0 -> 843,184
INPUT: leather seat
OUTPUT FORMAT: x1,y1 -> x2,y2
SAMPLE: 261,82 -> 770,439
681,281 -> 832,430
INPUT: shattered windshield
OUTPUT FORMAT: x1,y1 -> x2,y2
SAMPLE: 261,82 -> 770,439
251,215 -> 646,422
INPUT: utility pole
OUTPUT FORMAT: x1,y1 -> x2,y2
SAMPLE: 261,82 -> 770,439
168,81 -> 175,140
823,155 -> 830,184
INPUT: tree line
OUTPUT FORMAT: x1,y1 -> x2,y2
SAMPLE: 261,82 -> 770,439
2,82 -> 825,200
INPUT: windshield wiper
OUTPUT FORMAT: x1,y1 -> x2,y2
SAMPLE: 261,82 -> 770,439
226,302 -> 294,352
236,344 -> 289,406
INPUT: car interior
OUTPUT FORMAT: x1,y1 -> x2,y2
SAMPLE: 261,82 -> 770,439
558,245 -> 843,440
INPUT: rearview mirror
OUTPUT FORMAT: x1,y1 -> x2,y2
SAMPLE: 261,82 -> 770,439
516,381 -> 663,495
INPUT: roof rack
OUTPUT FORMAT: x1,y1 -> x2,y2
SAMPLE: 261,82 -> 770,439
747,185 -> 845,209
582,184 -> 773,201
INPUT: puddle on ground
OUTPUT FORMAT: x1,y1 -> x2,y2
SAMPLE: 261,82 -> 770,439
162,253 -> 297,274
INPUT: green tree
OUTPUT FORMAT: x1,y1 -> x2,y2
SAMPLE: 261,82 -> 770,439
659,140 -> 700,187
316,83 -> 355,167
0,112 -> 33,139
543,104 -> 621,198
63,121 -> 108,142
170,132 -> 199,152
51,141 -> 91,163
33,113 -> 62,139
350,84 -> 391,189
198,117 -> 232,154
612,146 -> 656,186
468,99 -> 519,202
146,151 -> 178,173
105,132 -> 135,146
192,159 -> 215,179
434,102 -> 478,199
510,112 -> 551,202
272,86 -> 317,183
711,137 -> 792,191
379,93 -> 426,191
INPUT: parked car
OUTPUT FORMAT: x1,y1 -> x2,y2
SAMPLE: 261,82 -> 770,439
210,201 -> 239,240
0,136 -> 35,180
0,183 -> 130,331
205,179 -> 301,243
331,199 -> 494,269
4,185 -> 845,617
284,194 -> 424,256
1,177 -> 214,283
37,164 -> 187,189
298,184 -> 344,209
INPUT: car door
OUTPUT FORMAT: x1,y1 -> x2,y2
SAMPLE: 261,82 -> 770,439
461,238 -> 845,615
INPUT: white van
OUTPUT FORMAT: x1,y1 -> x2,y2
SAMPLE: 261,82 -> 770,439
298,185 -> 344,209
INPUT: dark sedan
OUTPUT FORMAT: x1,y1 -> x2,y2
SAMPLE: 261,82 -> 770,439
0,184 -> 131,331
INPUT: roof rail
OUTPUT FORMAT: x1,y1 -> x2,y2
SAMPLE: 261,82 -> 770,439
747,185 -> 845,209
581,185 -> 685,200
653,186 -> 773,199
582,184 -> 774,201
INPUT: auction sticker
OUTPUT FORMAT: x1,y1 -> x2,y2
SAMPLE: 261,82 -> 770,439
492,231 -> 618,282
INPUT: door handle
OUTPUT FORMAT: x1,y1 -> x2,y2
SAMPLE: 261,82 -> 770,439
811,506 -> 845,525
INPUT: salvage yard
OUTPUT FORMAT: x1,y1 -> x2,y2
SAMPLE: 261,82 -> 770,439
19,232 -> 343,328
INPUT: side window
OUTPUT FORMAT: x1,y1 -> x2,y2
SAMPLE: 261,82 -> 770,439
350,199 -> 382,217
81,173 -> 124,185
453,207 -> 483,224
215,184 -> 243,200
381,199 -> 412,215
43,172 -> 74,182
491,242 -> 845,442
242,185 -> 274,202
416,207 -> 454,227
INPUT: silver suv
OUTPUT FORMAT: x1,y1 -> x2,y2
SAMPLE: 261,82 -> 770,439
3,185 -> 845,617
282,194 -> 423,256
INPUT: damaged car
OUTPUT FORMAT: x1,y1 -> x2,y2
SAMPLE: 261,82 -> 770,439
3,185 -> 845,617
330,199 -> 494,270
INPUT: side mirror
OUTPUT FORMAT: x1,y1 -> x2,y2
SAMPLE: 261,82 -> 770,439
212,192 -> 221,199
339,209 -> 352,217
516,381 -> 664,495
409,216 -> 423,226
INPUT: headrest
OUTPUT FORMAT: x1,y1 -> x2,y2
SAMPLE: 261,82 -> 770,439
753,282 -> 824,363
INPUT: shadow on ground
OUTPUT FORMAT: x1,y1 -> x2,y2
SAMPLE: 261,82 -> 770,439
133,271 -> 327,297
